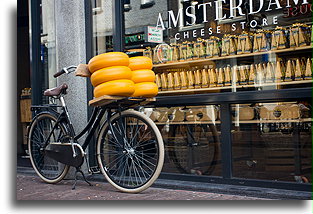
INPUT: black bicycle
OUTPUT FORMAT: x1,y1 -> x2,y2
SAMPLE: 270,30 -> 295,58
27,66 -> 164,193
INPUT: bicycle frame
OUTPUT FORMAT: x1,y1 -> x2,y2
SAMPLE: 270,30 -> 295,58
37,104 -> 106,149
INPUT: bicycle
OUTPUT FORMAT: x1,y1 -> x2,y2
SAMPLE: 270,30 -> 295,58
27,65 -> 165,193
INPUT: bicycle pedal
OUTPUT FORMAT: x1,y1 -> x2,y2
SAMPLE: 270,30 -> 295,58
89,166 -> 101,174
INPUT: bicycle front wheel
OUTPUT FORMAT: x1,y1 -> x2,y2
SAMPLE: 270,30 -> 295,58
28,112 -> 70,183
97,110 -> 164,193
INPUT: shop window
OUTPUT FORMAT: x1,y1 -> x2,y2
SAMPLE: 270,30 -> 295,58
92,0 -> 113,54
40,0 -> 57,103
144,105 -> 222,176
231,101 -> 312,183
148,0 -> 312,97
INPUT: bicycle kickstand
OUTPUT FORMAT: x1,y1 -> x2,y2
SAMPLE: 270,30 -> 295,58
72,167 -> 93,190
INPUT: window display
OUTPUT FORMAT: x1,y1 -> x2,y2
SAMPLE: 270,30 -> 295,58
92,0 -> 312,187
136,0 -> 313,96
231,101 -> 312,183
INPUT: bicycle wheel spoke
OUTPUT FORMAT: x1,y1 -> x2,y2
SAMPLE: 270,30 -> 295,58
133,153 -> 156,172
132,155 -> 150,180
133,129 -> 153,149
108,123 -> 125,148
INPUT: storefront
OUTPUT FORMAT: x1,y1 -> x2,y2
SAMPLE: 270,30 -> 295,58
27,0 -> 312,192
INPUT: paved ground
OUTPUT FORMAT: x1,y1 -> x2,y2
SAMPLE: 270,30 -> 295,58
16,173 -> 268,200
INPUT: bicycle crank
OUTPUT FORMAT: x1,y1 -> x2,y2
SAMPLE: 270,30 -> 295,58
45,143 -> 84,167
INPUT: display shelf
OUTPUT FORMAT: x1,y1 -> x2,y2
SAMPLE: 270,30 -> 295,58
153,46 -> 312,69
147,118 -> 312,125
157,80 -> 312,96
153,120 -> 221,125
233,118 -> 312,124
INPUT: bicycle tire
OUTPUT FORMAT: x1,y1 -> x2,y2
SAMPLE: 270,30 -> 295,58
28,112 -> 70,183
167,124 -> 218,175
97,110 -> 164,193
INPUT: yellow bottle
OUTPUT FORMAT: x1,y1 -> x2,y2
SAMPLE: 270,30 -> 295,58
294,58 -> 303,81
285,60 -> 293,82
180,70 -> 188,89
201,66 -> 209,88
304,58 -> 312,80
194,67 -> 202,89
173,71 -> 181,90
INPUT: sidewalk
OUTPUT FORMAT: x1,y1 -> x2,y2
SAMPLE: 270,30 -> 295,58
16,165 -> 311,200
16,172 -> 268,200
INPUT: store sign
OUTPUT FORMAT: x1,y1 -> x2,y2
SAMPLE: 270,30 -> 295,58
147,26 -> 163,43
156,0 -> 310,40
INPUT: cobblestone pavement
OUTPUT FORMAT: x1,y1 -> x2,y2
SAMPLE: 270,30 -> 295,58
16,174 -> 269,200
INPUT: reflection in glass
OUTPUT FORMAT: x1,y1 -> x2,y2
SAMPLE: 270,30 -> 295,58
231,101 -> 312,183
144,106 -> 221,176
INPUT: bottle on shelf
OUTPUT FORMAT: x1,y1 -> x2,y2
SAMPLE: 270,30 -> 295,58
217,68 -> 224,87
304,58 -> 312,80
201,66 -> 209,88
231,66 -> 239,86
160,72 -> 168,91
194,66 -> 202,89
295,58 -> 303,81
187,69 -> 195,89
224,66 -> 232,86
167,72 -> 174,90
265,62 -> 275,83
275,60 -> 284,83
209,68 -> 217,87
180,69 -> 188,90
285,60 -> 293,82
155,73 -> 162,90
173,70 -> 181,90
239,66 -> 246,85
249,64 -> 256,85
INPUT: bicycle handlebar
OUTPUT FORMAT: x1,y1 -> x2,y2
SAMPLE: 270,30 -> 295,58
53,65 -> 78,78
53,69 -> 66,78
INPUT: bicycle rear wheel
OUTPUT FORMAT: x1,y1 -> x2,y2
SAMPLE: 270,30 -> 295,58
97,110 -> 164,193
28,112 -> 70,183
168,124 -> 218,175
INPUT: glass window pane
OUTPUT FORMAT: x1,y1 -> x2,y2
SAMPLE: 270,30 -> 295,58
41,0 -> 57,103
92,0 -> 113,55
119,0 -> 312,96
231,101 -> 312,183
145,105 -> 222,176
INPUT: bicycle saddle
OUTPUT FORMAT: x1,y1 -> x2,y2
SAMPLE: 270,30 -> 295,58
44,83 -> 68,96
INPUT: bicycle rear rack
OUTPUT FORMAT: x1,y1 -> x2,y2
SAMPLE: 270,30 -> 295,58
88,95 -> 156,109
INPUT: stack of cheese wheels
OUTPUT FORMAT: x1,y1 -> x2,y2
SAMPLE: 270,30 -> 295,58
129,56 -> 158,98
88,52 -> 135,98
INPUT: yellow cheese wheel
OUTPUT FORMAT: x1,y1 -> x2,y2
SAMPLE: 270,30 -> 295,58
131,69 -> 156,83
93,79 -> 135,98
88,52 -> 129,73
91,66 -> 132,87
128,56 -> 153,71
131,82 -> 158,98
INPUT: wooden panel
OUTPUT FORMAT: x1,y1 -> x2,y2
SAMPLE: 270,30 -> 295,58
89,95 -> 156,107
20,98 -> 32,122
89,95 -> 125,107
